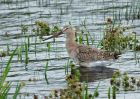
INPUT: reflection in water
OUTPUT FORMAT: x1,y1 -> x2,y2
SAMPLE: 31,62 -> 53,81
74,66 -> 117,82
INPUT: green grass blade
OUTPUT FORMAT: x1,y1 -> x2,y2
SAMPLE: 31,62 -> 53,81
1,82 -> 11,99
13,83 -> 21,99
25,42 -> 28,66
108,87 -> 111,99
45,61 -> 49,84
0,47 -> 17,87
92,82 -> 100,99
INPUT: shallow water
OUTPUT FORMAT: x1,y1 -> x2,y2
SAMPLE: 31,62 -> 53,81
0,0 -> 140,99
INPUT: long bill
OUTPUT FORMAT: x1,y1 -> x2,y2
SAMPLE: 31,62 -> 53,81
43,30 -> 63,41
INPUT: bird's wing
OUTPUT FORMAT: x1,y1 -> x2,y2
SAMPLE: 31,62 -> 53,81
76,45 -> 99,62
76,45 -> 118,62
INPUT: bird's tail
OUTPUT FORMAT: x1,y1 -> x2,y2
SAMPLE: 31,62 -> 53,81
98,51 -> 121,60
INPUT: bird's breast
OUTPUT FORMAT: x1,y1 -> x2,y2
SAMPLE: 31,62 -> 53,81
66,43 -> 78,61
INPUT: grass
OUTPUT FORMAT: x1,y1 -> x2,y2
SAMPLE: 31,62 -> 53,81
18,46 -> 23,63
47,42 -> 51,59
45,61 -> 49,84
108,87 -> 111,99
13,83 -> 22,99
101,18 -> 137,53
0,47 -> 22,99
0,48 -> 17,87
24,42 -> 28,68
64,59 -> 70,75
79,19 -> 95,45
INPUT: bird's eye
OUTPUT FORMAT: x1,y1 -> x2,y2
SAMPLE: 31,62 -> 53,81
66,27 -> 69,30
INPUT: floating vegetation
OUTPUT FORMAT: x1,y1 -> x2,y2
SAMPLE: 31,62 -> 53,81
101,18 -> 136,53
110,70 -> 140,91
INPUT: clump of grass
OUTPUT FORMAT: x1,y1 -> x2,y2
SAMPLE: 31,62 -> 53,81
101,18 -> 135,53
110,70 -> 140,91
32,21 -> 61,39
32,21 -> 50,38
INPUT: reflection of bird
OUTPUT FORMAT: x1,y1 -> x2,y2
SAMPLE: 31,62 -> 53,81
43,26 -> 119,67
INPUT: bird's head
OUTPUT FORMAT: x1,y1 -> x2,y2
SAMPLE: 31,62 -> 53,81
43,25 -> 77,41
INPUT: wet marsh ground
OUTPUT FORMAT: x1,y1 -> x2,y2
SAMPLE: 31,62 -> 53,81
0,0 -> 140,99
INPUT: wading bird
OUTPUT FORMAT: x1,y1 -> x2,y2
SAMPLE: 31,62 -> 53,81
43,26 -> 119,67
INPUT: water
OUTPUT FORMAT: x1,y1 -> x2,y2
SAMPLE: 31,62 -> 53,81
0,0 -> 140,98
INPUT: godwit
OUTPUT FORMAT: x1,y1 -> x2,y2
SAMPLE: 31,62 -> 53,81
43,26 -> 119,67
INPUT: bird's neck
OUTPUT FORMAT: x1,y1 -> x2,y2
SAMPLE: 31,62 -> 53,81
66,33 -> 76,45
66,38 -> 76,44
65,35 -> 77,54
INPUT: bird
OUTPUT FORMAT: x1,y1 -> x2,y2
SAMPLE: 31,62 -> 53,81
43,26 -> 119,67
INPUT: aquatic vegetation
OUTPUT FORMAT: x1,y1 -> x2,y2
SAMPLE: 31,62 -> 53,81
110,70 -> 140,91
48,63 -> 99,99
33,21 -> 50,37
17,45 -> 23,63
64,59 -> 70,75
0,48 -> 23,99
32,21 -> 61,39
21,24 -> 28,34
81,19 -> 94,45
46,42 -> 51,58
13,83 -> 22,99
77,19 -> 94,45
101,18 -> 136,53
51,25 -> 61,34
135,44 -> 140,51
45,61 -> 49,84
0,50 -> 6,57
24,42 -> 29,68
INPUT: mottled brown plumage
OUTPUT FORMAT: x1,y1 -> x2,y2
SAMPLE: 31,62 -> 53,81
44,26 -> 119,67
